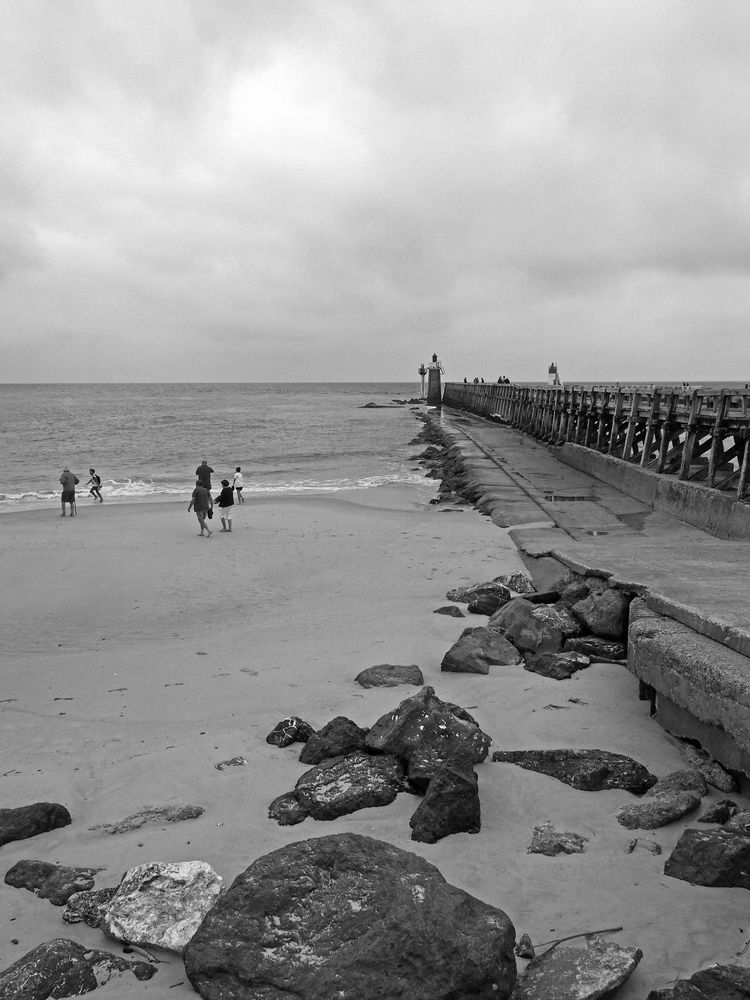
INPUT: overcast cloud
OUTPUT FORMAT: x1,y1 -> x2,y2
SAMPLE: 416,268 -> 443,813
2,0 -> 750,382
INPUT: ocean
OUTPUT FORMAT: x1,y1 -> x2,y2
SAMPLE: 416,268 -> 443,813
0,383 -> 433,512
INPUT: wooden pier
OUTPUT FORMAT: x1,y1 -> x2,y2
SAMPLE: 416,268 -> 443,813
442,382 -> 750,501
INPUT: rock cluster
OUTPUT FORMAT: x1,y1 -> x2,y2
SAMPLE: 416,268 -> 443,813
439,574 -> 632,676
268,686 -> 490,843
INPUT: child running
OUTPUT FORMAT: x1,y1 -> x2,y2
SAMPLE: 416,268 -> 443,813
86,469 -> 103,502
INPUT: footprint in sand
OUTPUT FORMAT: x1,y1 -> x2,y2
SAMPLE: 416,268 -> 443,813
239,669 -> 258,676
109,688 -> 128,693
164,683 -> 184,687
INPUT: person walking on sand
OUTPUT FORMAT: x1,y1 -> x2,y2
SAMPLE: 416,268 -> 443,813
215,478 -> 234,532
86,468 -> 103,502
195,459 -> 214,489
59,467 -> 79,516
188,480 -> 213,536
232,466 -> 245,503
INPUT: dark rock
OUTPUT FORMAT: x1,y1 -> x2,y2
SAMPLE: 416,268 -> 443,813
616,791 -> 701,829
665,827 -> 750,889
514,934 -> 642,1000
215,755 -> 248,770
4,860 -> 101,906
0,803 -> 71,848
433,605 -> 465,617
265,716 -> 316,747
524,651 -> 590,679
527,821 -> 588,856
89,803 -> 203,834
365,686 -> 491,767
62,886 -> 118,927
299,716 -> 369,764
184,832 -> 517,1000
491,748 -> 657,793
557,574 -> 595,606
515,933 -> 536,959
355,663 -> 424,688
294,752 -> 408,821
522,590 -> 561,604
441,626 -> 522,673
468,593 -> 507,615
445,581 -> 512,605
571,585 -> 629,640
0,938 -> 155,998
646,963 -> 750,999
646,769 -> 708,798
697,800 -> 740,824
488,598 -> 564,655
563,636 -> 627,662
409,765 -> 480,843
268,791 -> 309,826
679,743 -> 740,793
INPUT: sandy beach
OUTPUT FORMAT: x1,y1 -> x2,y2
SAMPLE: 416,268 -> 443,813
2,486 -> 748,997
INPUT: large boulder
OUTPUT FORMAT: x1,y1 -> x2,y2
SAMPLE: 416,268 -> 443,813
491,748 -> 657,793
441,626 -> 522,674
355,663 -> 424,687
365,687 -> 491,769
571,585 -> 629,640
0,938 -> 155,998
409,765 -> 480,843
293,752 -> 408,821
184,833 -> 517,1000
0,803 -> 71,847
646,964 -> 750,999
514,934 -> 642,1000
4,860 -> 101,906
488,598 -> 564,655
299,716 -> 369,764
468,593 -> 508,615
664,827 -> 750,889
101,860 -> 224,953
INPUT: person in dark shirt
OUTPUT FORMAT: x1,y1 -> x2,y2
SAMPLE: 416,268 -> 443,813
215,478 -> 234,532
195,460 -> 214,489
188,481 -> 213,536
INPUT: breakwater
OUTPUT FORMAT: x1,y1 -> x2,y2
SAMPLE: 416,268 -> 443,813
442,383 -> 750,527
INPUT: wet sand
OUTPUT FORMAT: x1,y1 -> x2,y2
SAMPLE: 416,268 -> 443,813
1,487 -> 748,996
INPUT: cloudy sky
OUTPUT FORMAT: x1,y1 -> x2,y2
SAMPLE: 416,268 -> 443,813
2,0 -> 750,383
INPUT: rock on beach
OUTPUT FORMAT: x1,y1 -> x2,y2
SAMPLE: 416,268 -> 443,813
184,833 -> 517,1000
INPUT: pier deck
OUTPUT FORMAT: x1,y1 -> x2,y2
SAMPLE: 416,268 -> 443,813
436,406 -> 750,774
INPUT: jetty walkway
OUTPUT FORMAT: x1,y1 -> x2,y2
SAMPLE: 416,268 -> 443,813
432,400 -> 750,778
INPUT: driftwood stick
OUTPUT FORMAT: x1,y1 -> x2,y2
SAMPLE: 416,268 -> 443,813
534,925 -> 623,949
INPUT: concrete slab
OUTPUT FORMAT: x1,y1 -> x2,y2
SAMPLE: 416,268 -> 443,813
438,407 -> 750,657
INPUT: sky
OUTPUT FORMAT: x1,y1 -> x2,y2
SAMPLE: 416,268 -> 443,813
2,0 -> 750,383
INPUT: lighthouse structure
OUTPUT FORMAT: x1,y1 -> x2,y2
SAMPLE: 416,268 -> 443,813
427,353 -> 444,406
547,361 -> 561,386
418,363 -> 427,399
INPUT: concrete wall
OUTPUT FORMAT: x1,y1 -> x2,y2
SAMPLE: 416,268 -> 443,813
559,442 -> 750,539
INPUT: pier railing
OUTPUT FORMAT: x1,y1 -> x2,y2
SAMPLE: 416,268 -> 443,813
442,382 -> 750,500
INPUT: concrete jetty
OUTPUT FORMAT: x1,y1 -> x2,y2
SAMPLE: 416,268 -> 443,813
431,404 -> 750,778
